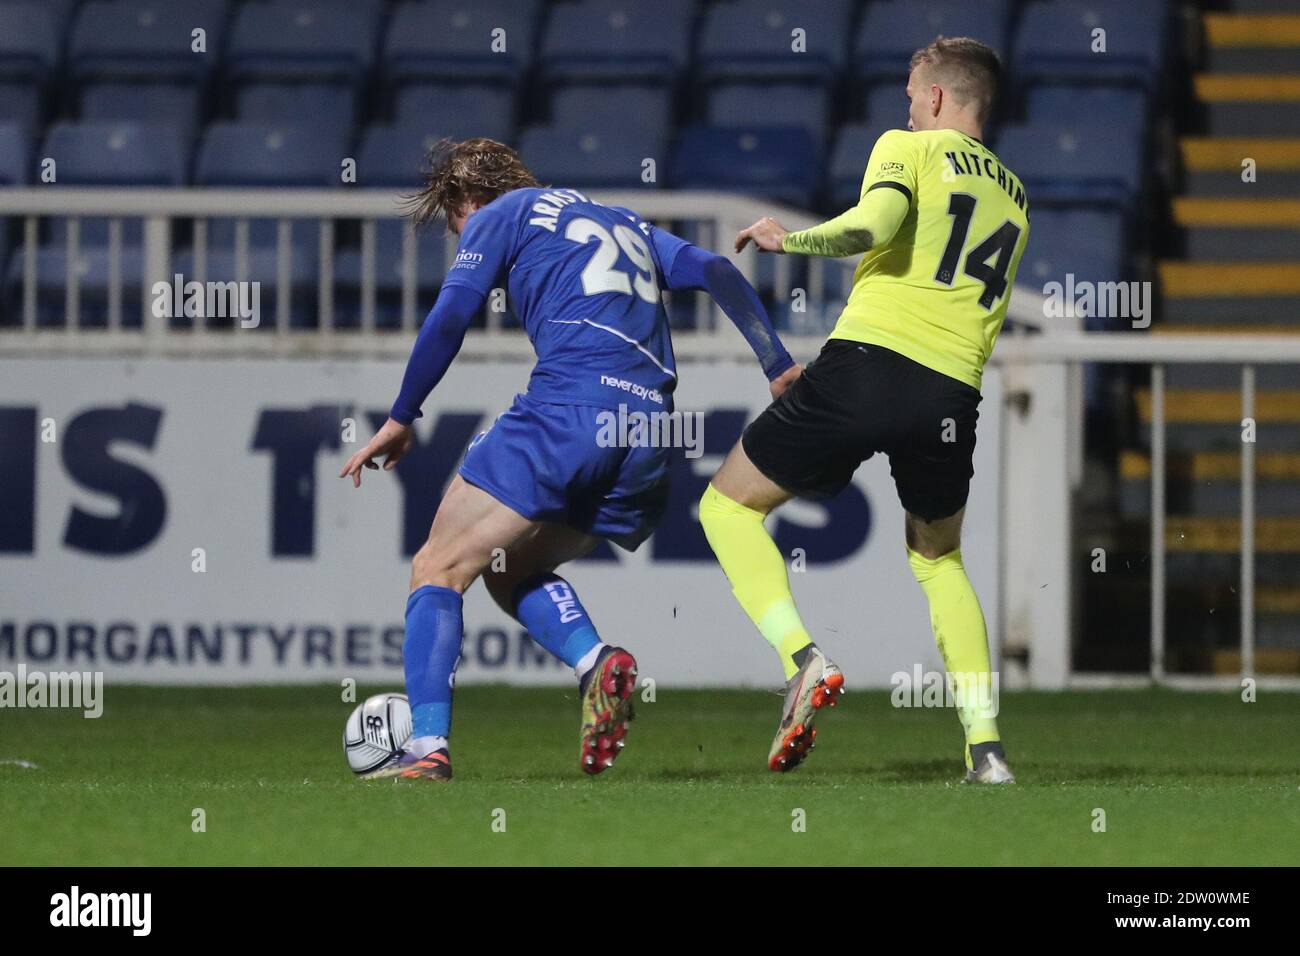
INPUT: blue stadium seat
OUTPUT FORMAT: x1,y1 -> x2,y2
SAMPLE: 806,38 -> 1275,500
1013,0 -> 1169,90
69,1 -> 228,83
1018,241 -> 1128,335
1024,85 -> 1149,130
332,236 -> 448,330
539,0 -> 692,84
549,85 -> 672,137
672,126 -> 821,208
194,122 -> 345,256
0,120 -> 26,183
40,122 -> 188,250
182,121 -> 340,326
0,3 -> 59,85
195,122 -> 344,187
828,123 -> 893,209
0,0 -> 78,24
853,0 -> 1011,82
708,83 -> 830,140
169,247 -> 320,330
698,0 -> 854,83
392,84 -> 514,143
356,124 -> 444,188
519,124 -> 667,189
79,83 -> 201,141
0,121 -> 26,300
11,121 -> 161,322
995,123 -> 1141,210
235,82 -> 358,138
227,0 -> 380,84
383,0 -> 539,84
861,83 -> 911,132
0,83 -> 40,128
43,121 -> 188,186
4,246 -> 148,329
1023,207 -> 1126,280
335,126 -> 451,329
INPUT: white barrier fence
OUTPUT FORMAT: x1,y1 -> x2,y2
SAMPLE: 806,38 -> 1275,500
997,334 -> 1300,691
0,187 -> 1052,353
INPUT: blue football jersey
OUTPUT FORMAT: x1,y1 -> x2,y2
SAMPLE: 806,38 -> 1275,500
439,187 -> 690,412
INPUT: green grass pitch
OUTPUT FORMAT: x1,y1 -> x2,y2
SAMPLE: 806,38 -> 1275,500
2,685 -> 1297,866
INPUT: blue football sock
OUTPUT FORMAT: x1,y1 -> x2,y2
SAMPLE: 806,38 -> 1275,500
404,585 -> 464,741
512,573 -> 602,669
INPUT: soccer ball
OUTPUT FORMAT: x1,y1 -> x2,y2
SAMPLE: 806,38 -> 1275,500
343,692 -> 413,775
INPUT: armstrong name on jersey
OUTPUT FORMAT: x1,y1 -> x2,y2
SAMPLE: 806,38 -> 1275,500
443,187 -> 691,412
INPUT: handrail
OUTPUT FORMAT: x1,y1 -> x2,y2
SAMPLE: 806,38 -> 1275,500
0,186 -> 1054,336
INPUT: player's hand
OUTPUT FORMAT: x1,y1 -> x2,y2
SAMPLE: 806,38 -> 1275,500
339,417 -> 413,488
735,217 -> 788,254
769,363 -> 803,400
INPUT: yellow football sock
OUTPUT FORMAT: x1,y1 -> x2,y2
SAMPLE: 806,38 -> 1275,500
907,547 -> 1000,766
699,483 -> 812,679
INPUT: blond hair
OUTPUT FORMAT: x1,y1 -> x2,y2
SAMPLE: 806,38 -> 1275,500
405,137 -> 540,228
909,36 -> 1002,125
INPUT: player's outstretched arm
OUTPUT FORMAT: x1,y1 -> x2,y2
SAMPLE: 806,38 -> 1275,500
338,284 -> 485,487
664,243 -> 799,397
738,186 -> 911,260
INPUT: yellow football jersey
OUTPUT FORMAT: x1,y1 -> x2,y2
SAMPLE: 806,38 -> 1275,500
824,128 -> 1030,391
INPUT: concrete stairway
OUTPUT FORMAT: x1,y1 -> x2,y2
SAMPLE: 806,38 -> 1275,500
1123,4 -> 1300,672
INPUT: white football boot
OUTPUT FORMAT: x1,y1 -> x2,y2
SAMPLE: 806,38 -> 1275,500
768,646 -> 845,772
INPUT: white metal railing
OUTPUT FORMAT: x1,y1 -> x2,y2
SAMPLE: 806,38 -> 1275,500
0,187 -> 1054,355
996,333 -> 1300,691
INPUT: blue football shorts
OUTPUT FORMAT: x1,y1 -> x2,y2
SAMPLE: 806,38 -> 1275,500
458,393 -> 671,551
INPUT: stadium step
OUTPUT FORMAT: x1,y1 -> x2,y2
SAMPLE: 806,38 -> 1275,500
1195,74 -> 1300,135
1203,13 -> 1300,73
1159,261 -> 1300,297
1116,6 -> 1300,670
1180,136 -> 1300,196
1133,386 -> 1300,452
1156,516 -> 1300,553
1214,649 -> 1300,674
1119,450 -> 1300,518
1121,449 -> 1300,481
1173,197 -> 1300,259
1134,386 -> 1300,424
1161,261 -> 1300,322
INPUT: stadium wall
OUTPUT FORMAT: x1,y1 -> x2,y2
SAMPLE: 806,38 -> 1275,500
0,356 -> 1002,688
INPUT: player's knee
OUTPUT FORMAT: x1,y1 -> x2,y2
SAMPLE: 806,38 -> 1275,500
909,540 -> 959,562
410,541 -> 478,595
698,483 -> 741,541
904,511 -> 963,561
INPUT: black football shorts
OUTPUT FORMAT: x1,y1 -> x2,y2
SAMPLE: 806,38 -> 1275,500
741,339 -> 982,522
